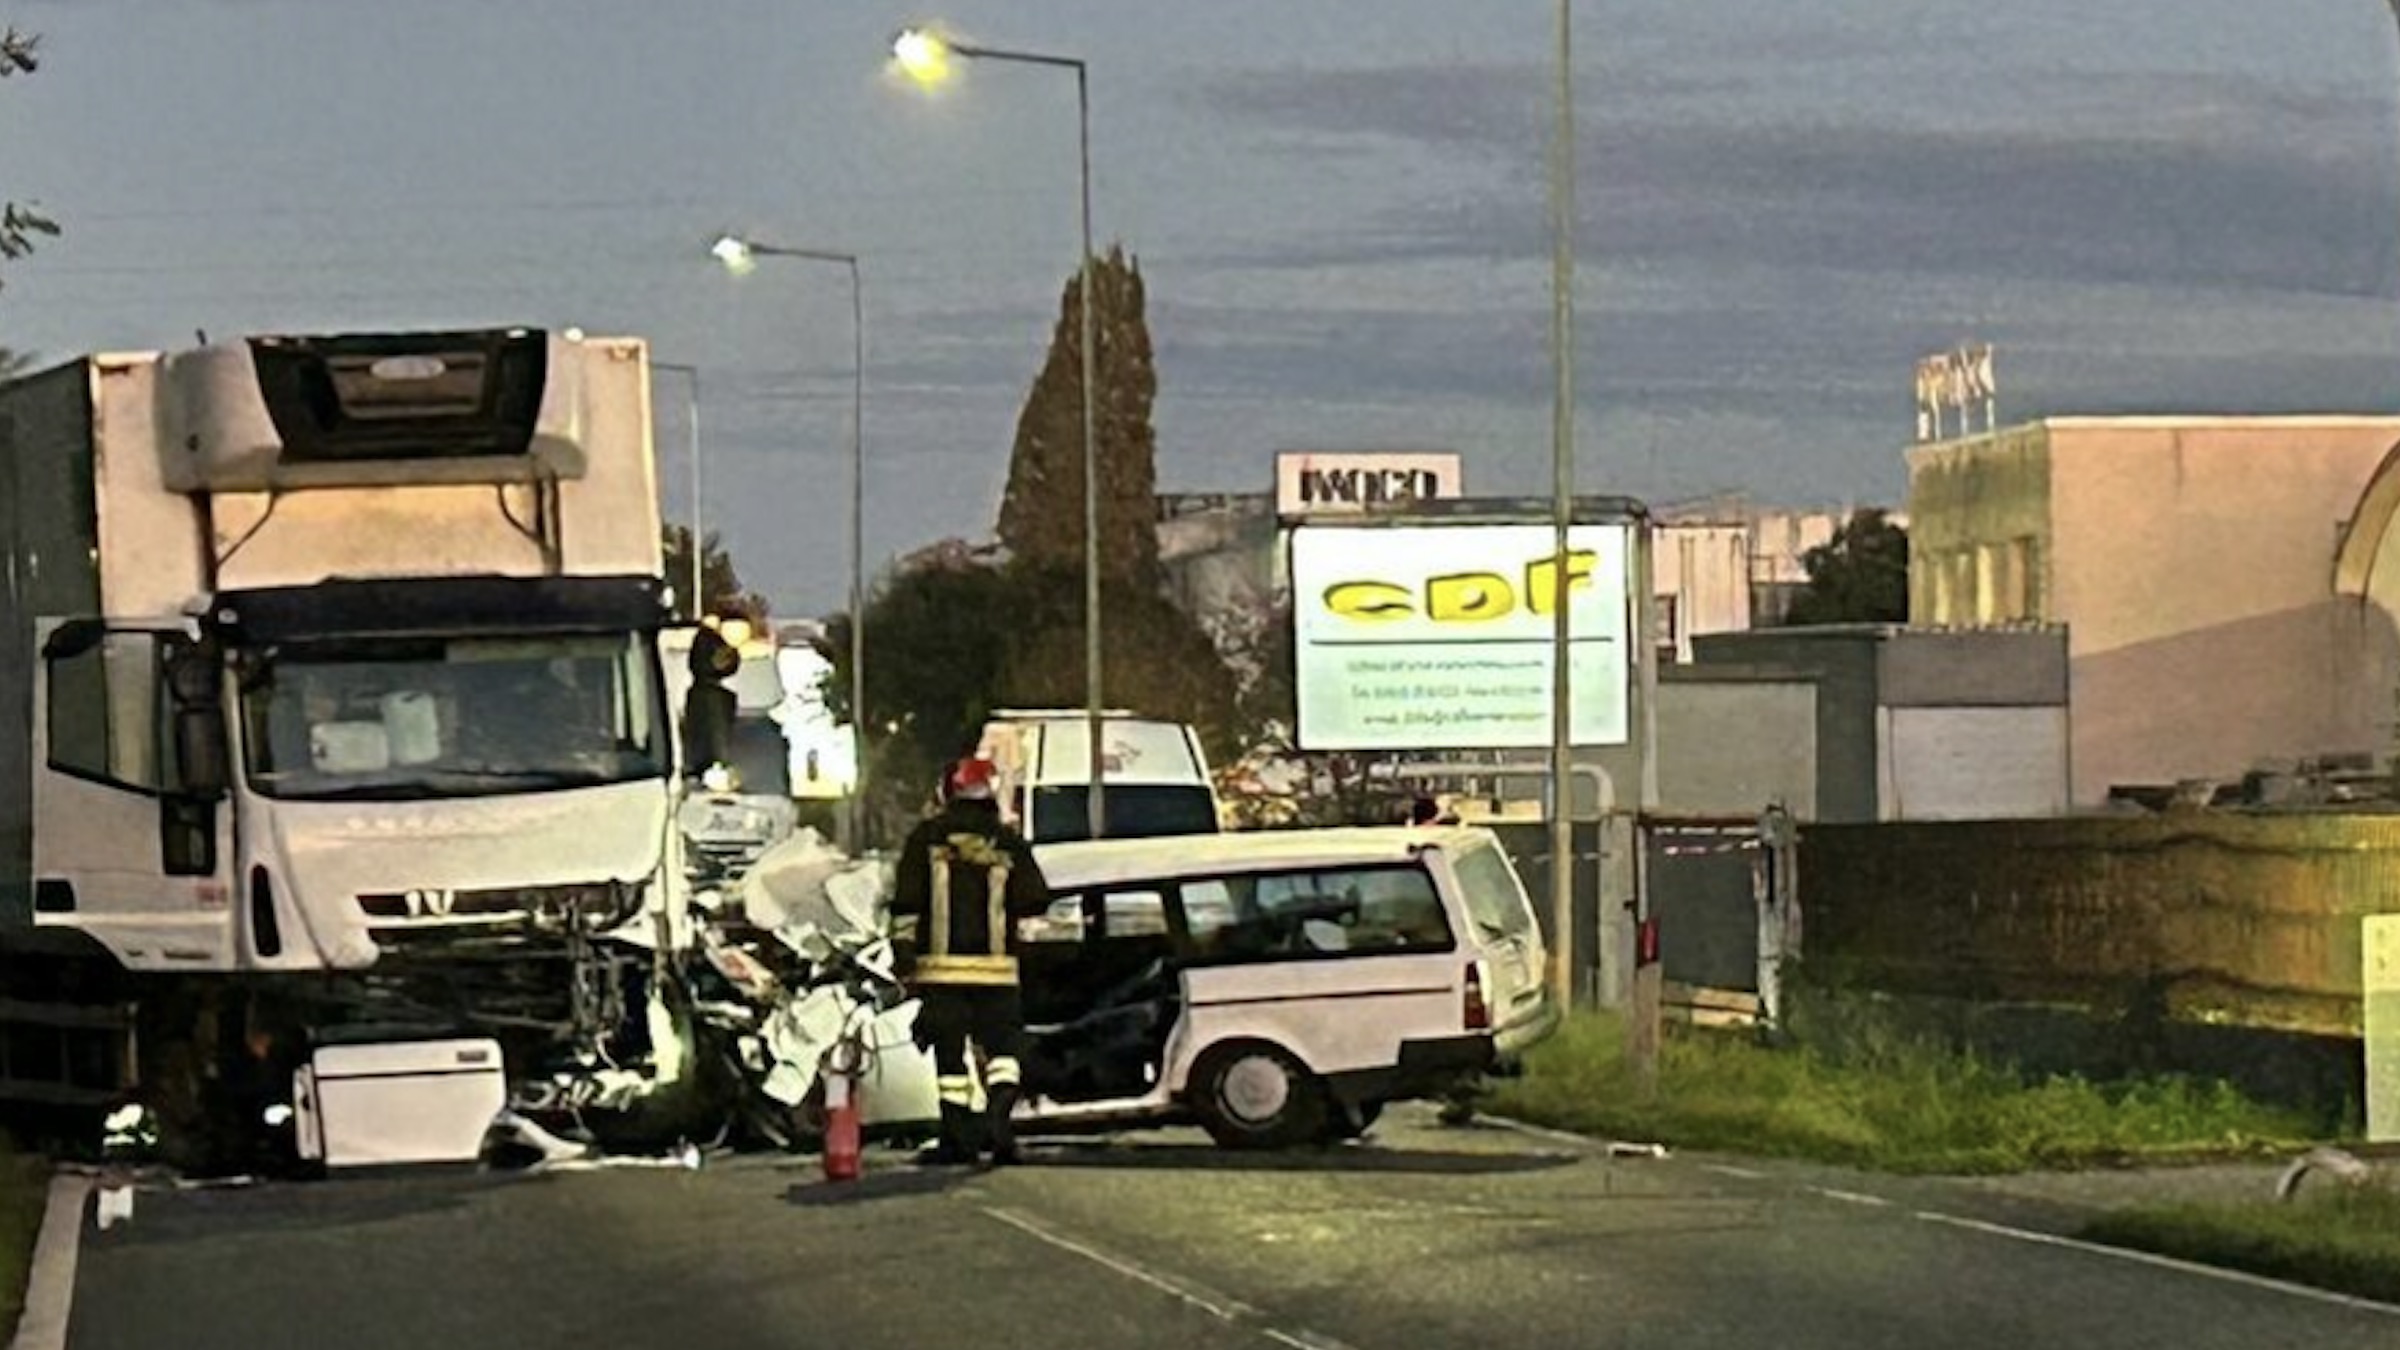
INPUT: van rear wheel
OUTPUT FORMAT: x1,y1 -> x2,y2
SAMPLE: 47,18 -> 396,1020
1193,1043 -> 1325,1150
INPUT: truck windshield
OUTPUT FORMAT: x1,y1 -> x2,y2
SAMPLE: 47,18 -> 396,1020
238,632 -> 667,800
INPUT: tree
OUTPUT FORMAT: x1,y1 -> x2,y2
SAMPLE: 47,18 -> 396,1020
816,543 -> 1021,837
814,249 -> 1251,842
0,27 -> 57,296
1782,509 -> 1910,626
661,524 -> 769,625
996,563 -> 1240,765
996,246 -> 1159,581
816,545 -> 1247,844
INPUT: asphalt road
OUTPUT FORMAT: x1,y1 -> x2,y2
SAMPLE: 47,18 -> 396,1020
62,1108 -> 2400,1350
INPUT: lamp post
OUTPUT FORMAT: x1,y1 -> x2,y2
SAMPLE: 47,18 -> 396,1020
710,234 -> 869,850
652,361 -> 704,616
1548,0 -> 1579,1009
893,25 -> 1107,841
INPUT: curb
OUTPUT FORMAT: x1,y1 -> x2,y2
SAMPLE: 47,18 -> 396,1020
7,1174 -> 91,1350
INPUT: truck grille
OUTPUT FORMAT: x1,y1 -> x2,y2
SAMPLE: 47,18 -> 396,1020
358,882 -> 637,928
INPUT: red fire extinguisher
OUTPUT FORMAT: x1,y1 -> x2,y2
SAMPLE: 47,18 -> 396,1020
821,1036 -> 864,1183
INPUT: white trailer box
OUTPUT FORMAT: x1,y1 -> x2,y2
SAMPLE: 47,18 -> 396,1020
293,1039 -> 507,1168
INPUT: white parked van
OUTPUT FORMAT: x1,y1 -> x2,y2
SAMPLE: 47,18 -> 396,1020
976,710 -> 1222,843
881,824 -> 1557,1147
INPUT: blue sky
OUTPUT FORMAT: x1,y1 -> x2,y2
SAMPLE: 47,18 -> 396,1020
5,0 -> 2400,614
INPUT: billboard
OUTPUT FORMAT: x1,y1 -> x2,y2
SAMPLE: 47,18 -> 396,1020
1276,452 -> 1464,516
1290,522 -> 1633,750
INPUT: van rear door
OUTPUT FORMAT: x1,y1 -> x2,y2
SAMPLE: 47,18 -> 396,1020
1439,839 -> 1554,1052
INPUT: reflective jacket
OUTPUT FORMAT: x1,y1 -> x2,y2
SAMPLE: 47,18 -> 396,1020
890,800 -> 1052,987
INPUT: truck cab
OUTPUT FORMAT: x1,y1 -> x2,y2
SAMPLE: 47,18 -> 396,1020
1,329 -> 700,1161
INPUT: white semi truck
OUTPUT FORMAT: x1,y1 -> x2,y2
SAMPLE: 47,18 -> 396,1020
0,328 -> 715,1167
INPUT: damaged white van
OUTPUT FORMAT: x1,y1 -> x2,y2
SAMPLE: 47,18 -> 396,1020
1005,824 -> 1559,1147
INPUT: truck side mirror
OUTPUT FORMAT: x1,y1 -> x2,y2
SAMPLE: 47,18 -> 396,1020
41,618 -> 108,661
164,638 -> 230,800
173,709 -> 230,799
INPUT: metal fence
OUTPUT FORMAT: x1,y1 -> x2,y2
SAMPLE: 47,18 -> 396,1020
1639,812 -> 1796,1025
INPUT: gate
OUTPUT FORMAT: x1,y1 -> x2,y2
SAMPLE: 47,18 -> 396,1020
1640,811 -> 1797,1026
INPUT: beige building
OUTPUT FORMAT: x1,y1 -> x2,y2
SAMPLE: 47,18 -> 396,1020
1651,500 -> 1871,661
1908,417 -> 2400,803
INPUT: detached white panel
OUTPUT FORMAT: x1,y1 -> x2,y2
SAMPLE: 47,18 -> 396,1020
1882,706 -> 2069,821
2367,915 -> 2400,1145
295,1039 -> 506,1167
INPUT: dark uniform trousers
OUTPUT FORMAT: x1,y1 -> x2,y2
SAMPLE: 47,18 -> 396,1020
911,838 -> 1029,1159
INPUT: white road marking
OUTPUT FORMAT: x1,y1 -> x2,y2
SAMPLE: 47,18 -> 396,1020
9,1175 -> 94,1350
1913,1210 -> 2400,1317
981,1205 -> 1367,1350
1701,1163 -> 1767,1181
1808,1187 -> 1894,1209
1261,1329 -> 1368,1350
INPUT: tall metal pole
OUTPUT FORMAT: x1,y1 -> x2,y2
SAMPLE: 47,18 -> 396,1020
709,239 -> 869,847
1077,62 -> 1106,842
924,38 -> 1105,840
845,257 -> 868,852
1547,0 -> 1579,1009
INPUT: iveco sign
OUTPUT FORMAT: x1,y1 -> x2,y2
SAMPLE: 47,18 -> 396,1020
1275,452 -> 1464,516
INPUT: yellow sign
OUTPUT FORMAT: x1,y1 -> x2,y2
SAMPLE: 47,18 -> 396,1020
1289,523 -> 1632,751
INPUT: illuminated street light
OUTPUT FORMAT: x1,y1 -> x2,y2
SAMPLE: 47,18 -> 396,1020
889,23 -> 1108,840
710,234 -> 757,275
890,27 -> 952,86
709,233 -> 869,850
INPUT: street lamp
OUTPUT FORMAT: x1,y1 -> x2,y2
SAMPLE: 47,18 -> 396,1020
1548,0 -> 1579,1010
891,24 -> 1108,842
710,232 -> 869,851
652,361 -> 703,616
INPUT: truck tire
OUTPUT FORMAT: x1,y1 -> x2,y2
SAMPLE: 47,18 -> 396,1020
1192,1042 -> 1325,1150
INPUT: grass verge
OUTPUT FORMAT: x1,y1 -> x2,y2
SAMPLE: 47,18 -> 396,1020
0,1141 -> 44,1342
1486,1013 -> 2318,1174
2082,1189 -> 2400,1305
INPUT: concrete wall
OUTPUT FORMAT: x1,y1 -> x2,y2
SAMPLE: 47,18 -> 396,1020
1693,630 -> 1882,822
1908,418 -> 2400,803
2053,420 -> 2399,800
1801,813 -> 2400,1037
1656,675 -> 1818,817
1692,626 -> 2068,822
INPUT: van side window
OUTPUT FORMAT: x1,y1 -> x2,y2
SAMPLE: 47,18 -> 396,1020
1020,889 -> 1172,944
1094,890 -> 1170,938
1186,864 -> 1453,960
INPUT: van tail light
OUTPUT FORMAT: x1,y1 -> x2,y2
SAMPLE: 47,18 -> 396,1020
1464,962 -> 1491,1032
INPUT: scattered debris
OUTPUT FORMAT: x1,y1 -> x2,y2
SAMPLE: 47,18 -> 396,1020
94,1184 -> 134,1230
1606,1141 -> 1671,1160
2275,1145 -> 2385,1201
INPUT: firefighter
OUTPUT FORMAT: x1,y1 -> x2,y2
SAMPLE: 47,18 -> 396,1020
890,757 -> 1053,1166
